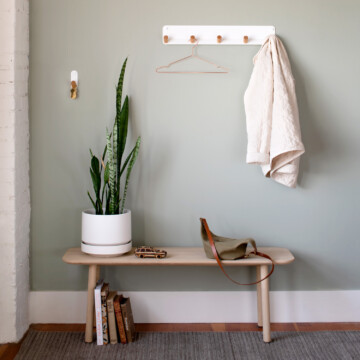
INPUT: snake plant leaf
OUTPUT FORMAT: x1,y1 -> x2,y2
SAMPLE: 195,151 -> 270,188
113,121 -> 118,197
117,95 -> 129,185
90,168 -> 97,192
97,199 -> 103,215
104,162 -> 110,184
101,145 -> 107,166
90,154 -> 100,174
116,59 -> 128,191
90,171 -> 100,211
115,197 -> 121,213
116,58 -> 128,119
101,184 -> 106,206
87,191 -> 96,210
120,136 -> 141,214
105,188 -> 111,215
106,128 -> 116,214
88,152 -> 103,214
90,170 -> 100,199
101,164 -> 109,205
88,190 -> 103,215
120,146 -> 135,178
91,155 -> 101,196
113,122 -> 117,159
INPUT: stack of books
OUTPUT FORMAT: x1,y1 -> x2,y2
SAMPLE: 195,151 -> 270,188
94,279 -> 136,345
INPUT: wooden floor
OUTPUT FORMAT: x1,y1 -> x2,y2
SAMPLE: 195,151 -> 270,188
1,323 -> 360,360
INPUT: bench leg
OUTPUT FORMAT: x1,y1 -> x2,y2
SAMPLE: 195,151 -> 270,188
260,265 -> 271,343
85,264 -> 98,343
256,266 -> 263,327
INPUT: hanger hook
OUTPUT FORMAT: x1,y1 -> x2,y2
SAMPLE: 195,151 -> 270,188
191,40 -> 199,56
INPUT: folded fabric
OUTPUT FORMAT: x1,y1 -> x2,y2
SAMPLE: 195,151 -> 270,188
244,35 -> 305,188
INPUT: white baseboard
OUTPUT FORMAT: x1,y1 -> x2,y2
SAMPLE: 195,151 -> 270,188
29,291 -> 360,324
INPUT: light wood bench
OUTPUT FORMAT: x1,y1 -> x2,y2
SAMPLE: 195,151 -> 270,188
63,247 -> 294,343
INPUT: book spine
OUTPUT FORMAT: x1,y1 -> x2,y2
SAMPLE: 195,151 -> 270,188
126,299 -> 136,342
121,299 -> 136,343
101,299 -> 109,344
94,287 -> 103,345
107,295 -> 118,344
121,303 -> 130,342
114,297 -> 127,344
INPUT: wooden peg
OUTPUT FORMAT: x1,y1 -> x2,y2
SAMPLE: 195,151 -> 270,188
190,35 -> 196,43
217,35 -> 222,43
70,81 -> 77,99
243,35 -> 249,44
163,35 -> 169,44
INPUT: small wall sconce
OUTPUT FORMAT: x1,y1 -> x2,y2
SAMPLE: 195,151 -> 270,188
70,70 -> 78,99
190,35 -> 197,43
163,35 -> 169,43
243,36 -> 249,44
217,35 -> 222,43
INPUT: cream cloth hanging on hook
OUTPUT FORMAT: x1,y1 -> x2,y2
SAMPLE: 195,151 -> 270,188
244,35 -> 305,188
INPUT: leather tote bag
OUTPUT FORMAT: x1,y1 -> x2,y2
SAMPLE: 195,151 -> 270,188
200,218 -> 274,285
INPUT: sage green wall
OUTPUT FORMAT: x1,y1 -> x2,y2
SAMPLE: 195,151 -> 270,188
30,0 -> 360,291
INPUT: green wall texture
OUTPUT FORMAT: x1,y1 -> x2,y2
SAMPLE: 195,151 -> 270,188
30,0 -> 360,291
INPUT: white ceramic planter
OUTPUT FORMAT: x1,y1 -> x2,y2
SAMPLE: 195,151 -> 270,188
81,209 -> 132,256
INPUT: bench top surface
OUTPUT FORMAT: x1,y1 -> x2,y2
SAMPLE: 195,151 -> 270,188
63,247 -> 294,266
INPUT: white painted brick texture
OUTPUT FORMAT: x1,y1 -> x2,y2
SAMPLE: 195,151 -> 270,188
0,0 -> 29,343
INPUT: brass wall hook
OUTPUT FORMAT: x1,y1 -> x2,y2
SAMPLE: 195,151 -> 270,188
190,35 -> 197,43
70,70 -> 78,99
70,81 -> 77,99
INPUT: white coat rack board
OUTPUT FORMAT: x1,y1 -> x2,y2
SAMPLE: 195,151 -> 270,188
162,26 -> 275,45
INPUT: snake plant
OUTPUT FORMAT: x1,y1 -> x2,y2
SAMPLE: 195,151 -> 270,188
88,58 -> 141,215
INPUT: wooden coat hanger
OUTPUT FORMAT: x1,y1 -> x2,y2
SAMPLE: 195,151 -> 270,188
156,40 -> 229,74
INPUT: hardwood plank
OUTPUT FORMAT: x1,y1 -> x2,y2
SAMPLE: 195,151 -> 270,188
0,345 -> 9,358
225,323 -> 261,331
136,322 -> 360,332
271,323 -> 298,331
63,247 -> 295,266
0,344 -> 22,360
29,322 -> 360,333
0,330 -> 28,360
30,324 -> 86,332
224,323 -> 297,332
295,322 -> 360,332
135,323 -> 213,332
27,322 -> 360,333
211,323 -> 226,332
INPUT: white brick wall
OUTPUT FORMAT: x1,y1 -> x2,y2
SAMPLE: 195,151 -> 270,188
0,0 -> 30,343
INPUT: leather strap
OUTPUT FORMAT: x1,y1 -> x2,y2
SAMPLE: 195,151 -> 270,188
200,218 -> 275,286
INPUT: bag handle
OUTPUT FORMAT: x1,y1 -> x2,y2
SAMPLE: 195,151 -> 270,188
200,218 -> 275,286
